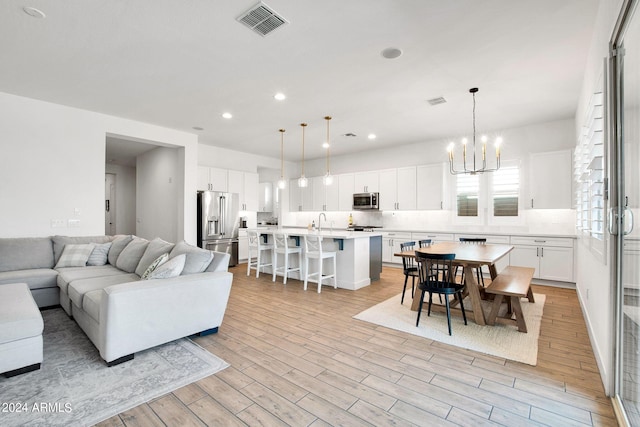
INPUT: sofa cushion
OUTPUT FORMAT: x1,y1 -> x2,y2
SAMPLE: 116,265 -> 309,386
56,265 -> 126,294
146,254 -> 185,279
135,238 -> 175,277
87,242 -> 113,266
52,235 -> 112,264
82,289 -> 103,323
68,273 -> 139,309
108,235 -> 133,266
55,243 -> 96,268
0,237 -> 54,272
0,283 -> 43,344
170,241 -> 213,275
116,238 -> 149,273
0,269 -> 58,290
141,253 -> 169,279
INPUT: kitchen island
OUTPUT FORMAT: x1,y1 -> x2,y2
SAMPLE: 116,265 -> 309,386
251,228 -> 382,290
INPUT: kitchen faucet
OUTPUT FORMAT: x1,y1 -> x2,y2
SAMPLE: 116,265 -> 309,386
318,212 -> 327,232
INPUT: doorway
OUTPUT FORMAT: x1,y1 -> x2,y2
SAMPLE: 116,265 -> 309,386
105,173 -> 116,235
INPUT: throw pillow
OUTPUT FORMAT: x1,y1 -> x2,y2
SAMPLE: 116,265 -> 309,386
55,243 -> 96,268
87,242 -> 113,266
116,238 -> 150,273
169,240 -> 214,275
146,254 -> 186,280
141,253 -> 169,279
135,237 -> 175,277
52,235 -> 112,264
108,235 -> 133,266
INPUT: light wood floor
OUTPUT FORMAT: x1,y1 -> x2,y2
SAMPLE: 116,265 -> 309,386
97,265 -> 618,426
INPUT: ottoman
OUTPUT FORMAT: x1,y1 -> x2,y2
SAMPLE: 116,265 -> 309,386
0,283 -> 44,377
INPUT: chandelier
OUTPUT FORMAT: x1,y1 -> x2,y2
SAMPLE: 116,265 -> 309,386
448,88 -> 502,175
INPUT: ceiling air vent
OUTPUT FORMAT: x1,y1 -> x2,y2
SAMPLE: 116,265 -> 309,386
427,97 -> 447,106
237,2 -> 288,37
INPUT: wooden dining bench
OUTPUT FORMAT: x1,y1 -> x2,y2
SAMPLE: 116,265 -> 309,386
485,266 -> 535,333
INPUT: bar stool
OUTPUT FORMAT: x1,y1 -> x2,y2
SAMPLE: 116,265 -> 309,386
247,230 -> 273,278
272,232 -> 302,284
303,234 -> 337,293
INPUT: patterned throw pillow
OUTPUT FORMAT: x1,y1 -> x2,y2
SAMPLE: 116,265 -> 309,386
141,253 -> 169,279
87,242 -> 113,266
145,254 -> 186,280
55,243 -> 96,268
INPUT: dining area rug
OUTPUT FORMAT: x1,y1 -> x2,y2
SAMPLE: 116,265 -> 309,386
0,308 -> 229,427
354,292 -> 545,365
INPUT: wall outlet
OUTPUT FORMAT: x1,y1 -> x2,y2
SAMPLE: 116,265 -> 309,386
68,219 -> 80,228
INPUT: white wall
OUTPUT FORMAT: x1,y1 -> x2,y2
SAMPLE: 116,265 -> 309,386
0,92 -> 198,241
136,147 -> 182,242
105,163 -> 136,234
573,0 -> 625,396
198,143 -> 291,173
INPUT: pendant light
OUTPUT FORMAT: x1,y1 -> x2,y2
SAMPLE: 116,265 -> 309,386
322,116 -> 333,185
277,129 -> 286,189
297,123 -> 308,188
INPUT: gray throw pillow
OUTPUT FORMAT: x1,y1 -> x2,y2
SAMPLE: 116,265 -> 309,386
87,242 -> 113,266
141,253 -> 169,279
108,235 -> 133,266
146,254 -> 185,279
135,237 -> 175,277
55,243 -> 96,268
116,238 -> 149,273
169,240 -> 214,275
53,235 -> 112,264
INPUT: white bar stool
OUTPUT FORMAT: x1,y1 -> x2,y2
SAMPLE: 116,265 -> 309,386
272,232 -> 302,284
303,234 -> 337,293
247,230 -> 273,278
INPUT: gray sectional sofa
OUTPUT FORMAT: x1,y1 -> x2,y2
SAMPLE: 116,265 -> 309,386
0,235 -> 233,365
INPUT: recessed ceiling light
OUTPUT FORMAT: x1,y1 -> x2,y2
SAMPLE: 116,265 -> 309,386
368,134 -> 377,140
192,126 -> 204,131
381,47 -> 402,59
23,6 -> 46,18
274,92 -> 286,101
222,112 -> 233,119
322,142 -> 330,149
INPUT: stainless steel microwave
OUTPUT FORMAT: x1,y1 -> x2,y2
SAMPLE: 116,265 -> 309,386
353,192 -> 379,210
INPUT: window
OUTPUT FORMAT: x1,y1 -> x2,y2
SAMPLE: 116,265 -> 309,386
491,165 -> 519,216
456,173 -> 479,216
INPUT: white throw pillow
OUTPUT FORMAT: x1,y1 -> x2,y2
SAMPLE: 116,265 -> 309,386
87,242 -> 113,266
141,253 -> 169,279
145,254 -> 186,280
55,243 -> 96,268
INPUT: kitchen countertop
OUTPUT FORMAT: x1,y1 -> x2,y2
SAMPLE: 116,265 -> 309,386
252,227 -> 383,239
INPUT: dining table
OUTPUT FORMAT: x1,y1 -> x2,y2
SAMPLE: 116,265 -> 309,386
394,241 -> 513,326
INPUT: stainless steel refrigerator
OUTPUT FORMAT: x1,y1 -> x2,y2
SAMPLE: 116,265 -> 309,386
197,191 -> 239,266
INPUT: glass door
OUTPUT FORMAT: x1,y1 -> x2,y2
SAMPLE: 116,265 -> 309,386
613,1 -> 640,424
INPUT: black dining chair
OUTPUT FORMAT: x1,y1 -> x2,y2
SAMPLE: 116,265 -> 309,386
458,237 -> 487,286
415,252 -> 467,335
418,239 -> 432,248
400,241 -> 419,304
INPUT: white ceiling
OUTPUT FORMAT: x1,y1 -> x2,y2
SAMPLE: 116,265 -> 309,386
1,1 -> 599,162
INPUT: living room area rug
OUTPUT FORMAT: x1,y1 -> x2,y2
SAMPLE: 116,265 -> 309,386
354,292 -> 545,366
0,308 -> 228,427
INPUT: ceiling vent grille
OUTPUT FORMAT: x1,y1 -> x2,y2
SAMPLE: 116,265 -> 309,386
237,2 -> 288,37
427,97 -> 447,106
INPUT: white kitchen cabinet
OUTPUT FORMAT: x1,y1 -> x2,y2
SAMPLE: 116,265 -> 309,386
416,163 -> 446,210
312,176 -> 340,211
529,150 -> 572,209
382,232 -> 412,264
509,236 -> 574,282
379,167 -> 417,211
354,171 -> 379,193
238,229 -> 248,262
338,173 -> 355,211
259,182 -> 273,212
197,166 -> 228,192
289,179 -> 314,211
411,233 -> 454,243
229,171 -> 259,211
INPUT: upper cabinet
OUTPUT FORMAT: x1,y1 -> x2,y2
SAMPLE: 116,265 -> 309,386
354,171 -> 379,193
338,173 -> 355,211
197,166 -> 228,192
289,179 -> 314,212
416,163 -> 446,210
229,170 -> 259,211
312,177 -> 339,211
259,182 -> 273,212
529,150 -> 572,209
379,167 -> 417,210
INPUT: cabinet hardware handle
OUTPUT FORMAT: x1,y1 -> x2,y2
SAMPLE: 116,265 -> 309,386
534,240 -> 546,243
440,201 -> 443,210
541,247 -> 544,257
536,248 -> 539,257
531,199 -> 534,208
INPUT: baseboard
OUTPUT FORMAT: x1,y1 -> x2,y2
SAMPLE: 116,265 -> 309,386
3,363 -> 41,378
106,354 -> 134,367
